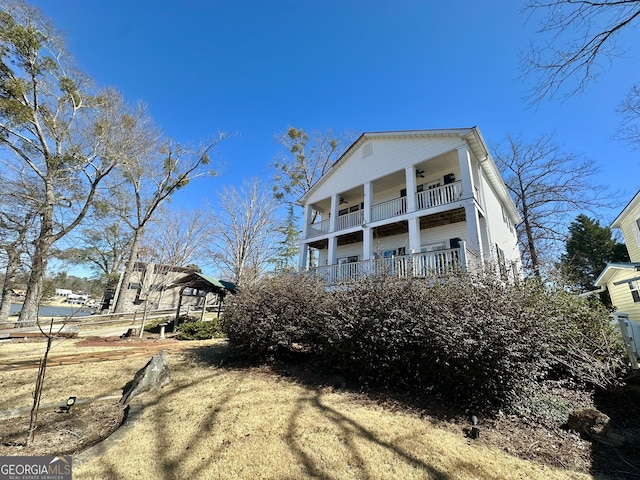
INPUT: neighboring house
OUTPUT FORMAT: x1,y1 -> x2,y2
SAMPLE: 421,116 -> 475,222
298,127 -> 522,284
595,191 -> 640,320
109,262 -> 198,312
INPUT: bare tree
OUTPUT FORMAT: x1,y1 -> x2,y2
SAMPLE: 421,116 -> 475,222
142,207 -> 209,270
492,133 -> 613,276
523,0 -> 640,102
619,83 -> 640,147
56,213 -> 134,289
110,136 -> 224,313
272,127 -> 353,207
206,178 -> 279,287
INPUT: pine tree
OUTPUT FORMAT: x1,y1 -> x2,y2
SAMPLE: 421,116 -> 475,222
560,214 -> 629,290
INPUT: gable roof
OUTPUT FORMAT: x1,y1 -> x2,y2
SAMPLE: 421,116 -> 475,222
299,127 -> 521,224
611,190 -> 640,229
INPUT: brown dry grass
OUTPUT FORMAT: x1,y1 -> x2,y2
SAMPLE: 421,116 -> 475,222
0,338 -> 593,480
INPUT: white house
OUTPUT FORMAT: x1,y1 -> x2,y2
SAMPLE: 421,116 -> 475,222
595,191 -> 640,320
298,127 -> 522,284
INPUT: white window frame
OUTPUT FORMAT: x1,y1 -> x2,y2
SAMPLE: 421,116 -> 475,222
421,242 -> 447,252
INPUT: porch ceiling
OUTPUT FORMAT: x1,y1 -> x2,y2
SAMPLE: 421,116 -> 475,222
419,207 -> 466,229
372,221 -> 409,238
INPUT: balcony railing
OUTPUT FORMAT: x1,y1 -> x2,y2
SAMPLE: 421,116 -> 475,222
416,181 -> 462,211
307,218 -> 330,237
310,246 -> 469,285
337,209 -> 364,230
305,181 -> 464,239
371,196 -> 407,222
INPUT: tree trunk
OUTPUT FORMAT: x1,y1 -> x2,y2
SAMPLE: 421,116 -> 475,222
0,250 -> 21,324
18,235 -> 52,325
113,228 -> 143,313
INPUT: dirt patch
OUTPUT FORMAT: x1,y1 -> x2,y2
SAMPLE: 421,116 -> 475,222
0,400 -> 126,456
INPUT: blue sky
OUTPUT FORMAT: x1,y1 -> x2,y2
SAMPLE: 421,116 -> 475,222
29,0 -> 640,224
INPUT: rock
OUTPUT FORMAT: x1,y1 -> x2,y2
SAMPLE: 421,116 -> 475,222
120,352 -> 170,405
567,408 -> 624,447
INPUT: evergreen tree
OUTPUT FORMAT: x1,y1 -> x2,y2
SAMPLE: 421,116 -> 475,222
273,204 -> 300,272
560,214 -> 629,290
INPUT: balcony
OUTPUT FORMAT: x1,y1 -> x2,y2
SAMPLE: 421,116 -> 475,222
309,244 -> 475,285
305,181 -> 463,239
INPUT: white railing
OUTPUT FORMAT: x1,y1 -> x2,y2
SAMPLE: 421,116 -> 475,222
337,209 -> 364,230
305,180 -> 464,239
415,181 -> 462,211
307,218 -> 330,238
371,196 -> 407,222
310,247 -> 468,284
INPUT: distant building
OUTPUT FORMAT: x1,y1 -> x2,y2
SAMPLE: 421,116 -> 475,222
109,262 -> 199,312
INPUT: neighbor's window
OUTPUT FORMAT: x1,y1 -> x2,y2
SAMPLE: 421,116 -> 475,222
629,280 -> 640,303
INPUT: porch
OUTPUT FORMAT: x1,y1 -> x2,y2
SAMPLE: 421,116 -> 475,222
306,180 -> 463,239
309,243 -> 476,285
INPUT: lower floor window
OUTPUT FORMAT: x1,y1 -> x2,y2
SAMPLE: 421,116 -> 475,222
630,281 -> 640,303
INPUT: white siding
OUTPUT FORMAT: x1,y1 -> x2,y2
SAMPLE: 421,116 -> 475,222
419,223 -> 467,250
307,137 -> 464,204
477,167 -> 520,265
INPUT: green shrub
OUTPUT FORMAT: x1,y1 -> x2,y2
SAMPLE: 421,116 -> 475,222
177,319 -> 223,340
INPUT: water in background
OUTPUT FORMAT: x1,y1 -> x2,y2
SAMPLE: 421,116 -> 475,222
9,303 -> 94,318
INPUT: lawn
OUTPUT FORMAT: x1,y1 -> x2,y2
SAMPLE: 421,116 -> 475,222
0,338 -> 596,479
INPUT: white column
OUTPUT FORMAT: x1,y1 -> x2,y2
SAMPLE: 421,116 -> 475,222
363,181 -> 372,224
457,146 -> 475,200
408,217 -> 421,254
405,166 -> 417,212
298,243 -> 309,271
464,204 -> 484,264
301,204 -> 312,239
329,193 -> 340,232
363,226 -> 373,260
328,236 -> 338,266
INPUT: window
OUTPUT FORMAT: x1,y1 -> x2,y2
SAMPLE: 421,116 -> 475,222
421,242 -> 446,252
630,281 -> 640,303
128,282 -> 141,290
338,255 -> 359,264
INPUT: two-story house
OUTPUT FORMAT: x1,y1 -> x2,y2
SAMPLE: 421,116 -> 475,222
595,191 -> 640,320
298,127 -> 522,284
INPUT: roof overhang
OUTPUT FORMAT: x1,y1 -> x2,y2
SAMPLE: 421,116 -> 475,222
611,190 -> 640,229
595,262 -> 640,287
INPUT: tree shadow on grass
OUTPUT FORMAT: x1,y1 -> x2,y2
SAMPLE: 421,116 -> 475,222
284,388 -> 451,480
